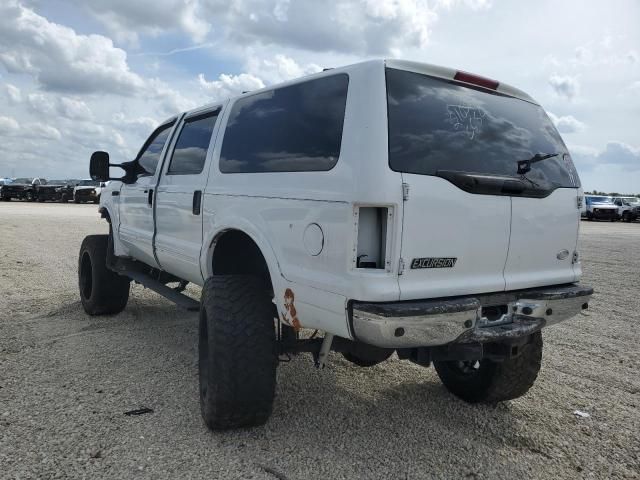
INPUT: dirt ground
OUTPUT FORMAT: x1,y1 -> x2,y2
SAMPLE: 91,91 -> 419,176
1,202 -> 638,479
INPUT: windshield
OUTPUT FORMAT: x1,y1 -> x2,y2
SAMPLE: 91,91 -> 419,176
386,68 -> 580,190
13,178 -> 32,184
622,197 -> 639,205
587,196 -> 613,204
77,180 -> 99,187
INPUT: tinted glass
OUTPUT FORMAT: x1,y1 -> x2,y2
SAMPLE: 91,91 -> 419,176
220,74 -> 349,173
137,124 -> 174,175
386,68 -> 580,189
167,112 -> 218,175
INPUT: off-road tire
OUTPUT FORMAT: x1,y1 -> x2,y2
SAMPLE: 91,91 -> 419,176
78,234 -> 130,315
434,332 -> 543,403
199,275 -> 277,430
74,196 -> 80,203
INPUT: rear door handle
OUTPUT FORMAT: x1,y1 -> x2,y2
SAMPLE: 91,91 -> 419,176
147,188 -> 153,206
192,190 -> 202,215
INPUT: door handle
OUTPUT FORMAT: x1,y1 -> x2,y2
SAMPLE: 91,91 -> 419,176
147,188 -> 153,206
193,190 -> 202,215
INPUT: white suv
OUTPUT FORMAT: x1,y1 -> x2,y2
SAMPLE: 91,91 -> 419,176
79,59 -> 592,430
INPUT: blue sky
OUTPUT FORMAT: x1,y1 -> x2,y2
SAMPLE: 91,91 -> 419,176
0,0 -> 638,192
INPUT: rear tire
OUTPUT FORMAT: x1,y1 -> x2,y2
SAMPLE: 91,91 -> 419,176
78,234 -> 130,315
434,332 -> 543,403
199,275 -> 277,430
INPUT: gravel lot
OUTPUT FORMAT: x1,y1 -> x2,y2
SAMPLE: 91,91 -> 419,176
1,202 -> 639,479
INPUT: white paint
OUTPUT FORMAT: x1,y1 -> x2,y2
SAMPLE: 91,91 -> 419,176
101,59 -> 584,340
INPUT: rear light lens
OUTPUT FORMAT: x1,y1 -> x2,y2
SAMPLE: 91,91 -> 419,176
454,71 -> 499,90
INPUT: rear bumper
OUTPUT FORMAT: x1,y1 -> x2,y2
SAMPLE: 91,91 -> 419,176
351,284 -> 593,348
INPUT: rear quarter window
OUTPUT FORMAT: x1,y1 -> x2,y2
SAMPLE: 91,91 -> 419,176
386,68 -> 580,189
219,74 -> 349,173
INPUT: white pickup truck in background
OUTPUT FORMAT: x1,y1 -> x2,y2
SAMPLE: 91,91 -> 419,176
77,59 -> 593,430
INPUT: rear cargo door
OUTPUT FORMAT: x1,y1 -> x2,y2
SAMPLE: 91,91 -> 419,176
398,173 -> 510,299
386,67 -> 581,300
504,188 -> 580,290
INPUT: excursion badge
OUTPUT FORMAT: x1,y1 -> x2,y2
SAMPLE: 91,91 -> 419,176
411,257 -> 457,269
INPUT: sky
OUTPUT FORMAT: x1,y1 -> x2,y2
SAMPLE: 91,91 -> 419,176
0,0 -> 638,192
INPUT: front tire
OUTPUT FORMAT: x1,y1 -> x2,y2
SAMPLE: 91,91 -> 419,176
199,275 -> 277,430
78,235 -> 130,315
434,332 -> 543,403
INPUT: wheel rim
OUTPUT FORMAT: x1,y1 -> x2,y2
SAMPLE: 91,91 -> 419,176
198,309 -> 209,403
80,252 -> 93,300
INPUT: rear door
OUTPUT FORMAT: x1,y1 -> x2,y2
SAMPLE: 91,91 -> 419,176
386,67 -> 581,299
154,107 -> 222,284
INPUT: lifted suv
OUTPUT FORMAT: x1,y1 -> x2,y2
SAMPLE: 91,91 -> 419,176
79,59 -> 592,430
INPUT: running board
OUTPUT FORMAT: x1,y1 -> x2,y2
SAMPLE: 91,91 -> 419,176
120,269 -> 200,311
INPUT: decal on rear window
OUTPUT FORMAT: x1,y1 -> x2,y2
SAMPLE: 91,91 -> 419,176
446,105 -> 485,140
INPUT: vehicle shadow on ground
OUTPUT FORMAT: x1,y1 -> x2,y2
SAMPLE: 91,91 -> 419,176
60,301 -> 525,476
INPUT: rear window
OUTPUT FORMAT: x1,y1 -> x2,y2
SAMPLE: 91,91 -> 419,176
386,68 -> 580,189
219,74 -> 349,173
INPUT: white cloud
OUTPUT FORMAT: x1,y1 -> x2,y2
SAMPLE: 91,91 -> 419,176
27,122 -> 62,140
5,84 -> 21,103
198,72 -> 265,102
246,54 -> 322,84
548,112 -> 586,134
201,0 -> 440,55
570,142 -> 640,173
72,0 -> 210,45
0,115 -> 61,140
548,74 -> 580,100
23,92 -> 92,120
0,116 -> 20,134
0,1 -> 145,95
598,142 -> 640,169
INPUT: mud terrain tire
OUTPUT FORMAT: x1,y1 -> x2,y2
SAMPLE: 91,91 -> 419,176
199,275 -> 277,430
78,234 -> 130,315
434,332 -> 543,403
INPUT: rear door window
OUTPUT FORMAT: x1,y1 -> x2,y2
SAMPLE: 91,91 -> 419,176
219,74 -> 349,173
386,68 -> 580,191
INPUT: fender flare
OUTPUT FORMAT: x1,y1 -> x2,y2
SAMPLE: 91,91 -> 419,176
200,218 -> 287,292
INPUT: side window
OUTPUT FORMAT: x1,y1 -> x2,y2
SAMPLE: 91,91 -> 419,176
167,111 -> 219,175
219,74 -> 349,173
137,123 -> 174,176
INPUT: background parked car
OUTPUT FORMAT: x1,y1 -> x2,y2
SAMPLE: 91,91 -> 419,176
611,196 -> 640,222
51,180 -> 75,202
584,195 -> 619,221
73,179 -> 105,203
0,177 -> 35,201
33,178 -> 64,202
0,178 -> 11,199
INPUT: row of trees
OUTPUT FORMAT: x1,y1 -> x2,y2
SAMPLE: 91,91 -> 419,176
585,191 -> 640,197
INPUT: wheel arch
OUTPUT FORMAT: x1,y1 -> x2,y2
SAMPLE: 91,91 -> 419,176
201,223 -> 285,295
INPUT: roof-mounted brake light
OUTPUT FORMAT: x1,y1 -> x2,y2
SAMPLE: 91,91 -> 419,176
454,71 -> 499,90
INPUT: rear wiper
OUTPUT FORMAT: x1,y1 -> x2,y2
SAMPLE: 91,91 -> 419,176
517,152 -> 559,175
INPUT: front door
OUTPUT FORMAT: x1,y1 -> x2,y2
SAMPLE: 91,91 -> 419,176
118,119 -> 178,268
154,107 -> 222,284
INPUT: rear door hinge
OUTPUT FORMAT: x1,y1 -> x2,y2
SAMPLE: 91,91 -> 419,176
398,257 -> 406,275
402,182 -> 410,201
577,195 -> 583,209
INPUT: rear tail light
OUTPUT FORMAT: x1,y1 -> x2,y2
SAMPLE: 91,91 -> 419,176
454,71 -> 499,90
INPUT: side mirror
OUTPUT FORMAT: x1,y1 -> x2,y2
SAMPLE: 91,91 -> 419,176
90,151 -> 138,184
90,151 -> 110,182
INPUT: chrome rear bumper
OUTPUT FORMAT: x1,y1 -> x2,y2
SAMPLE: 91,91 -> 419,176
351,284 -> 593,348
